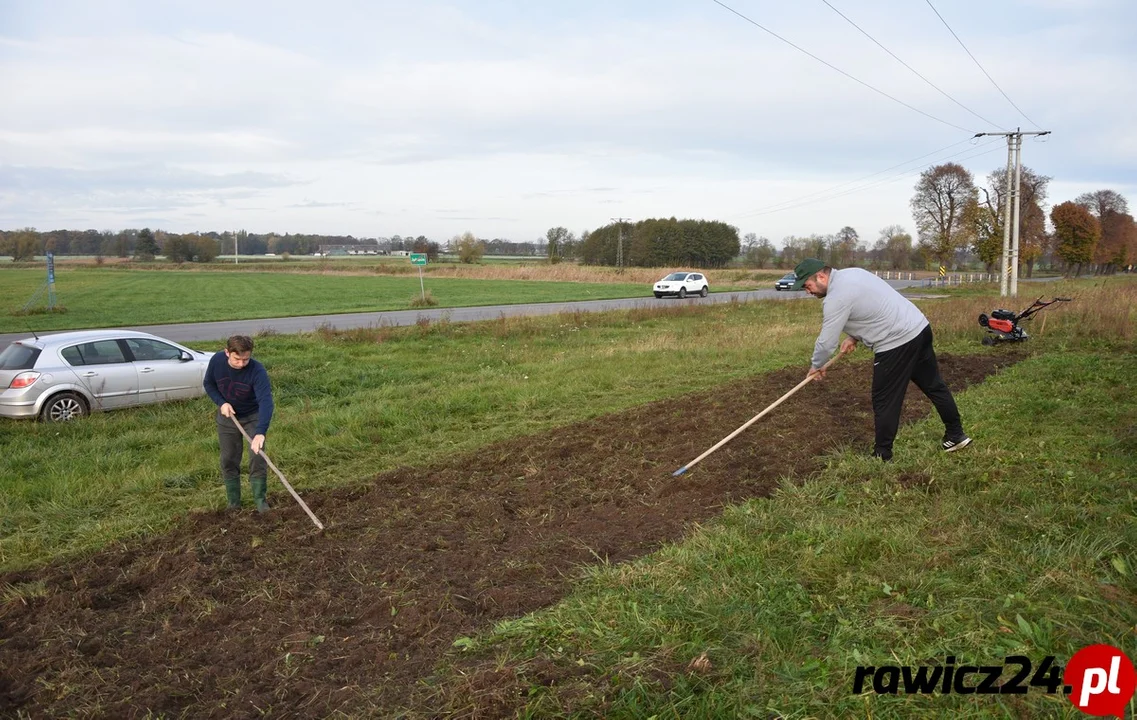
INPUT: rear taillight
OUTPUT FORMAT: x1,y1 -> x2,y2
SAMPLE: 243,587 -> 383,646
9,372 -> 41,389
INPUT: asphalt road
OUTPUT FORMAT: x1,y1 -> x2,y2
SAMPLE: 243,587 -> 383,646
0,280 -> 929,350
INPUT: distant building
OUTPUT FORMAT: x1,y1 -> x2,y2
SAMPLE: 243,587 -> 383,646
318,244 -> 383,256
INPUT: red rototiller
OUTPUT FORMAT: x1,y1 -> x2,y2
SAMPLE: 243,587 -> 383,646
978,296 -> 1071,345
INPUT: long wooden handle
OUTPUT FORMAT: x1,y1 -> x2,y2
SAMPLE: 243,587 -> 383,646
229,415 -> 325,530
672,352 -> 843,476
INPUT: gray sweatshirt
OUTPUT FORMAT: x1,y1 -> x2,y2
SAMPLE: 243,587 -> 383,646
811,267 -> 929,369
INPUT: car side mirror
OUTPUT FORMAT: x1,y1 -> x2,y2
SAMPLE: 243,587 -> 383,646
179,350 -> 193,362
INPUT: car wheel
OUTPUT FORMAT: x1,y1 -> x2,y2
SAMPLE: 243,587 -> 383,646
41,392 -> 88,422
700,286 -> 708,298
654,292 -> 663,299
678,287 -> 687,299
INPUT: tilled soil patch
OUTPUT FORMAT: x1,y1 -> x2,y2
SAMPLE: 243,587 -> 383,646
0,353 -> 1021,718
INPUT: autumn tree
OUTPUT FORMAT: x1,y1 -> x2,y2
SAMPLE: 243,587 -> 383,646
1051,201 -> 1100,277
163,235 -> 191,263
411,236 -> 441,261
1098,210 -> 1137,270
1077,189 -> 1132,272
0,228 -> 40,261
977,166 -> 1051,276
453,232 -> 484,264
192,235 -> 220,262
910,163 -> 978,268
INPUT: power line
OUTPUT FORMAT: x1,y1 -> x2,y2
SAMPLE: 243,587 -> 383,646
820,0 -> 1004,129
734,136 -> 998,217
735,138 -> 1003,218
736,137 -> 976,216
709,0 -> 977,134
923,0 -> 1040,129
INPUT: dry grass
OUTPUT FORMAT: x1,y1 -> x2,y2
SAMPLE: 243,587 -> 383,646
923,276 -> 1137,345
31,257 -> 774,287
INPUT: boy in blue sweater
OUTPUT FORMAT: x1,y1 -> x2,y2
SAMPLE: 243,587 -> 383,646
203,335 -> 275,511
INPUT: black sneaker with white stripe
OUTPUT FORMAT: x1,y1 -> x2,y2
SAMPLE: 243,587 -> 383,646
942,434 -> 972,452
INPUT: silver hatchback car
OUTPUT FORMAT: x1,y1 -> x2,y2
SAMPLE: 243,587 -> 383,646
0,330 -> 214,422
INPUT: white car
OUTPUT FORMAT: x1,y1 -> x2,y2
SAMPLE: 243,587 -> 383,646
0,330 -> 214,421
653,272 -> 709,299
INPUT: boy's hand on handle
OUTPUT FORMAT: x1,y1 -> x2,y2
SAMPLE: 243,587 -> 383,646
220,403 -> 235,418
250,434 -> 265,455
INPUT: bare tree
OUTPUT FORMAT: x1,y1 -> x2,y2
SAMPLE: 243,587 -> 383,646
873,225 -> 912,270
910,163 -> 979,268
831,226 -> 860,266
545,226 -> 574,264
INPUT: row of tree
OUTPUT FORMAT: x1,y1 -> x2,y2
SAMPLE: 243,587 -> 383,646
909,163 -> 1133,275
3,169 -> 1131,275
576,219 -> 741,267
0,228 -> 550,261
733,169 -> 1133,276
739,226 -> 925,271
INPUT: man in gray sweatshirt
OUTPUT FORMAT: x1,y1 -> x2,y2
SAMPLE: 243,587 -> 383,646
791,258 -> 971,461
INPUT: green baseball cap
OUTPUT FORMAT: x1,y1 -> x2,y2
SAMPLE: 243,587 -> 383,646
791,258 -> 826,290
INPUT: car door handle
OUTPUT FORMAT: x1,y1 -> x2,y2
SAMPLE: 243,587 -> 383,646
81,372 -> 98,377
139,367 -> 155,373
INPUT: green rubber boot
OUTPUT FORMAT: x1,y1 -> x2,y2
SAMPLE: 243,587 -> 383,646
224,477 -> 241,509
250,476 -> 270,513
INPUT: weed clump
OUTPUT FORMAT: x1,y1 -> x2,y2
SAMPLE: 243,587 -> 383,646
410,292 -> 439,308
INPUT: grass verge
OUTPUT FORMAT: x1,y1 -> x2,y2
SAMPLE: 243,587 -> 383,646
0,267 -> 651,332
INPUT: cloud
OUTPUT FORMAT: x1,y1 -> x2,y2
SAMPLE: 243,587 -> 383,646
0,0 -> 1134,242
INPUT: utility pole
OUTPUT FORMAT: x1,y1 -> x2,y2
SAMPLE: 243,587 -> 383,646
234,230 -> 239,265
611,217 -> 631,270
974,128 -> 1050,296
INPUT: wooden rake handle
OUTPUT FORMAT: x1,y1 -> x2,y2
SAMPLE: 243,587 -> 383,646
229,415 -> 325,530
672,351 -> 845,477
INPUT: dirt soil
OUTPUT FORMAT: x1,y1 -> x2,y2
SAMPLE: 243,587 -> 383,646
0,353 -> 1021,719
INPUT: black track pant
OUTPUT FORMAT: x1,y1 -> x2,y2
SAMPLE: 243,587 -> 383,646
871,324 -> 963,460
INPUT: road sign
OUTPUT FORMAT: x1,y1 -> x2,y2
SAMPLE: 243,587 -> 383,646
410,253 -> 427,266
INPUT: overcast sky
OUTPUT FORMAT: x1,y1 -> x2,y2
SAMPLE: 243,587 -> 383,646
2,0 -> 1135,246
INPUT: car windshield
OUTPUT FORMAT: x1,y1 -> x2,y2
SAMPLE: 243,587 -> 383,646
781,273 -> 795,280
662,273 -> 689,281
0,343 -> 41,370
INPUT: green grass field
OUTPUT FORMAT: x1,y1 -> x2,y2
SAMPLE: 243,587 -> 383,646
0,266 -> 651,332
2,275 -> 1134,718
433,347 -> 1136,718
